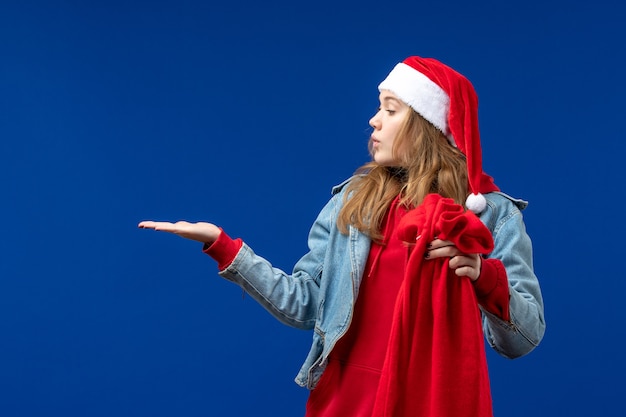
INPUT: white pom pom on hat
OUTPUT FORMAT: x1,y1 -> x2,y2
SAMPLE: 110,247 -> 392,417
378,56 -> 499,213
465,193 -> 488,214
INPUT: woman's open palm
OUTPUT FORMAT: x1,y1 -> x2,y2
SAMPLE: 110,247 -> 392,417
138,220 -> 221,244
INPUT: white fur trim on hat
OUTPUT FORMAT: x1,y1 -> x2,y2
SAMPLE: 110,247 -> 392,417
378,62 -> 451,138
466,193 -> 487,214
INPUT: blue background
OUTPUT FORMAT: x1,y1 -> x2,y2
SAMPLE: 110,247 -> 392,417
1,1 -> 624,416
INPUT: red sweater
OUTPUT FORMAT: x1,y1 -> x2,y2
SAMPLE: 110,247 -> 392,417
305,197 -> 409,417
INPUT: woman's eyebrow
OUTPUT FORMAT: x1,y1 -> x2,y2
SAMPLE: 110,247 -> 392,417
382,96 -> 401,105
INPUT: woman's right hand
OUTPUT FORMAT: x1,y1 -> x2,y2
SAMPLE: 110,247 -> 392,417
138,220 -> 221,245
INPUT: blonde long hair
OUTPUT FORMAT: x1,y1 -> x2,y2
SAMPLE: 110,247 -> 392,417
337,109 -> 468,241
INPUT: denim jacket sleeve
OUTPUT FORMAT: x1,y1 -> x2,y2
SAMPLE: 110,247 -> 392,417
479,192 -> 546,358
216,194 -> 338,330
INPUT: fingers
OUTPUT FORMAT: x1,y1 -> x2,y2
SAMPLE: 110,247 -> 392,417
449,253 -> 481,281
424,239 -> 458,259
137,221 -> 193,236
138,221 -> 179,232
424,238 -> 481,281
138,220 -> 162,230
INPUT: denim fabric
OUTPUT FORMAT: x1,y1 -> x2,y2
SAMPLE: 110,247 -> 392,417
219,179 -> 545,389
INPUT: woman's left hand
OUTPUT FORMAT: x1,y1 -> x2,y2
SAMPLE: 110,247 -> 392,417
424,238 -> 482,281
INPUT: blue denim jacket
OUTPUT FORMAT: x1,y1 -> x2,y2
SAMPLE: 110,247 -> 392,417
219,179 -> 546,389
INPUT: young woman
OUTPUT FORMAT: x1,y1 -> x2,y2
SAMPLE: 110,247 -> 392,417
139,56 -> 545,417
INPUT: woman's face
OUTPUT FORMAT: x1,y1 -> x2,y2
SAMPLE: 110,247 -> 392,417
369,90 -> 410,166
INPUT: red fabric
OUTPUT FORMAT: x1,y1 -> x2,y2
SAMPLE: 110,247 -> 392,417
372,193 -> 494,417
474,258 -> 510,322
202,229 -> 243,270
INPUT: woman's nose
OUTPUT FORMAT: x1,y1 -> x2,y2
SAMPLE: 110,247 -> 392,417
369,113 -> 381,129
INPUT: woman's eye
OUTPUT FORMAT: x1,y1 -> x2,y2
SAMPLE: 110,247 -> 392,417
386,109 -> 396,115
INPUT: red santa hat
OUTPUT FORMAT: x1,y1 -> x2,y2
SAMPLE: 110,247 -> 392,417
378,56 -> 499,213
